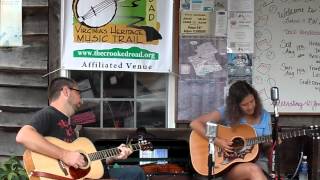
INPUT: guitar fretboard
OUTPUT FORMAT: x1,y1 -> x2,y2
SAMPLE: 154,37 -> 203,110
246,129 -> 310,146
88,143 -> 141,161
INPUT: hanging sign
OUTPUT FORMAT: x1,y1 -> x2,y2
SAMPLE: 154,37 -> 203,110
61,0 -> 174,72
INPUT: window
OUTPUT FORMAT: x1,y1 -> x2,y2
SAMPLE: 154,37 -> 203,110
71,71 -> 168,128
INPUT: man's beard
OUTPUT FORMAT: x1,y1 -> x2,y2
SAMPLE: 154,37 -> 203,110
73,103 -> 81,112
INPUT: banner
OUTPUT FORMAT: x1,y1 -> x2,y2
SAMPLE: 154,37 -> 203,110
61,0 -> 173,72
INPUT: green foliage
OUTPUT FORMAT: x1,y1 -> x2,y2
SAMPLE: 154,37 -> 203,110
0,156 -> 28,180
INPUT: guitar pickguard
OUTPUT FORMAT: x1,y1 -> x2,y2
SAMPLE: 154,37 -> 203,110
58,160 -> 68,176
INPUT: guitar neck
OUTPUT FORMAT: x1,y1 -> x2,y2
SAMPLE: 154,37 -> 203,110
88,143 -> 141,161
246,128 -> 311,146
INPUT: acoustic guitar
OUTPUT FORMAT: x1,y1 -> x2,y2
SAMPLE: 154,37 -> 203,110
23,137 -> 152,180
189,124 -> 319,176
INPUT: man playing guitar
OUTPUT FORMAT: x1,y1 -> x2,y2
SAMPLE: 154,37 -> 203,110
16,77 -> 145,180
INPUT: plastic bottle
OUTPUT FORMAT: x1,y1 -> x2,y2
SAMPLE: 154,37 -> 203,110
299,155 -> 308,180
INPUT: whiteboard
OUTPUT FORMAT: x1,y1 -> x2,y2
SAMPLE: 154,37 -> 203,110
253,0 -> 320,113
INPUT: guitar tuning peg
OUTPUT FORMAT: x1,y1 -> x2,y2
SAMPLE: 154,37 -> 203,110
138,135 -> 144,141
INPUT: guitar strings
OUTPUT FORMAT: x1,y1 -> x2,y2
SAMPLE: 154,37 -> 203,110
88,143 -> 141,161
80,0 -> 116,21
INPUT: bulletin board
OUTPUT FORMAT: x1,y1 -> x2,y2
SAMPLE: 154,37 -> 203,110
253,0 -> 320,113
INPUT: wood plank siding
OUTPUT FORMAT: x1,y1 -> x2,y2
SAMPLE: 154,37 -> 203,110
0,128 -> 24,156
23,0 -> 48,7
0,0 -> 49,159
48,0 -> 61,80
0,44 -> 47,71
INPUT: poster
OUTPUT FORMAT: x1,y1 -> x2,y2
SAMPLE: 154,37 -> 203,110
180,11 -> 210,35
227,0 -> 254,53
180,0 -> 215,12
227,53 -> 253,83
0,0 -> 22,46
61,0 -> 174,72
178,37 -> 228,120
214,11 -> 227,37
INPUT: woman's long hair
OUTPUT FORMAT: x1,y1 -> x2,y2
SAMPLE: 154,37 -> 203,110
225,81 -> 262,123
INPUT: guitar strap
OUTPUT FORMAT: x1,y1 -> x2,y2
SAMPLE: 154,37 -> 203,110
30,171 -> 76,180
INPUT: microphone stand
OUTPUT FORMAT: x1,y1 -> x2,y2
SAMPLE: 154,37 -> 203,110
208,138 -> 215,180
206,122 -> 217,180
271,101 -> 281,180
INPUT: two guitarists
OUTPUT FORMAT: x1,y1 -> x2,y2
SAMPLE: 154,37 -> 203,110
16,77 -> 146,180
190,80 -> 272,180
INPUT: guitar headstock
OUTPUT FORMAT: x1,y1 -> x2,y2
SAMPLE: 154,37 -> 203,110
306,125 -> 320,138
138,140 -> 153,151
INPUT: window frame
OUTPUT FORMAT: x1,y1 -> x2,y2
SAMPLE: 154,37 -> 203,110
66,70 -> 175,128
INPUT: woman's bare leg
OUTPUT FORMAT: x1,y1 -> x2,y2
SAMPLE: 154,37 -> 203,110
225,162 -> 267,180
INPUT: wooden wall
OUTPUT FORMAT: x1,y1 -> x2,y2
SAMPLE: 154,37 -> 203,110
0,0 -> 48,161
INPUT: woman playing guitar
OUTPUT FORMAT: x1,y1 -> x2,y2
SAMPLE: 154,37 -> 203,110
190,80 -> 272,180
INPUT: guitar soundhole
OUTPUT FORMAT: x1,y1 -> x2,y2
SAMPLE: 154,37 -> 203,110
232,137 -> 244,152
80,153 -> 89,167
